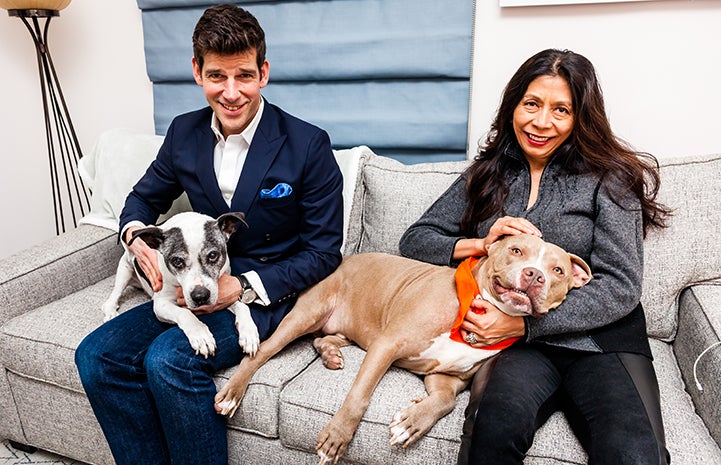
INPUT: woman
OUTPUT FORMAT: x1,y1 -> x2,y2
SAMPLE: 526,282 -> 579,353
399,49 -> 671,465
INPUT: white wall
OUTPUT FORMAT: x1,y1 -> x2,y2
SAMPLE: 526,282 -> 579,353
0,0 -> 719,259
0,0 -> 153,258
469,0 -> 721,159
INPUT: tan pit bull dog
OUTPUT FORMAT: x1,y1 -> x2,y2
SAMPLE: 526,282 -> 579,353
214,234 -> 592,464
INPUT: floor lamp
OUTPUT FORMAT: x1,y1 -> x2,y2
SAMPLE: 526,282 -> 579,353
1,0 -> 90,235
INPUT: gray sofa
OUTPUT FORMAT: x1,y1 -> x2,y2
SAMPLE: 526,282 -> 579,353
1,129 -> 721,465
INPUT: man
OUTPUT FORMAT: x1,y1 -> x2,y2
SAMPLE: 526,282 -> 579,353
75,4 -> 344,465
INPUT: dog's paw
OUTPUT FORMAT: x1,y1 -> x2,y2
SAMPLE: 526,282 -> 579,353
316,450 -> 333,465
236,322 -> 260,357
313,336 -> 345,370
389,412 -> 411,446
101,301 -> 119,322
184,323 -> 216,358
316,419 -> 353,464
388,399 -> 437,447
215,399 -> 238,417
214,380 -> 249,418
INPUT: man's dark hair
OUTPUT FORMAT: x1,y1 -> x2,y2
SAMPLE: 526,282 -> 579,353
192,3 -> 266,72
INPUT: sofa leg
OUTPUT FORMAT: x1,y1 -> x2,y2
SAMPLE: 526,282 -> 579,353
8,440 -> 38,454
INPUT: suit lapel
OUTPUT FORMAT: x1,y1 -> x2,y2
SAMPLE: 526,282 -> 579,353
231,104 -> 286,215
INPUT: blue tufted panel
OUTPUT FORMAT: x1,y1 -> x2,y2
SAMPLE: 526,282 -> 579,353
136,0 -> 474,163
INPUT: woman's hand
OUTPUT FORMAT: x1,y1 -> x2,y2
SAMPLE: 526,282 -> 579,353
453,216 -> 542,260
459,297 -> 526,348
126,227 -> 163,292
176,273 -> 242,315
485,216 -> 541,247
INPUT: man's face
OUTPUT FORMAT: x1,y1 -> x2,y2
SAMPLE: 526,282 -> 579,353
192,50 -> 269,138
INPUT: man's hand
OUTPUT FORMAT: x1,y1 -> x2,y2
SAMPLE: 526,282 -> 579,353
126,226 -> 163,292
176,273 -> 242,314
459,297 -> 525,348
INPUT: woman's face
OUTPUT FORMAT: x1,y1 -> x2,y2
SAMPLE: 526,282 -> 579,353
513,75 -> 574,168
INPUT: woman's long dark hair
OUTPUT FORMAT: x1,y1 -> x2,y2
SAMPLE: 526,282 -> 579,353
461,49 -> 670,237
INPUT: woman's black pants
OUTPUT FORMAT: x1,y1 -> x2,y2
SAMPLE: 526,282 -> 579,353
457,345 -> 670,465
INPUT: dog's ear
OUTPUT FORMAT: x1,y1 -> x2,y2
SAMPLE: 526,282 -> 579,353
131,227 -> 164,250
217,212 -> 249,239
568,253 -> 593,288
485,235 -> 510,256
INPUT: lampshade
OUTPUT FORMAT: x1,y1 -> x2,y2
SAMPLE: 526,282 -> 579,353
0,0 -> 71,10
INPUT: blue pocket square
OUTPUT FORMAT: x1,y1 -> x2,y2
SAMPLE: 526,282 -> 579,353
260,182 -> 293,199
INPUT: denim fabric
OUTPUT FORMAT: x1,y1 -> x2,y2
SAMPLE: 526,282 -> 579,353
466,344 -> 669,465
75,301 -> 243,465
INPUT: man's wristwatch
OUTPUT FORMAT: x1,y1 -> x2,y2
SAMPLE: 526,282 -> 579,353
237,275 -> 258,304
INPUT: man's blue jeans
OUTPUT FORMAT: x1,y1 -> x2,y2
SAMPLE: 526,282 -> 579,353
75,301 -> 243,465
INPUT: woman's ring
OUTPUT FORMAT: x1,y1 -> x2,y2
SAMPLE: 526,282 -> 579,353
465,332 -> 478,345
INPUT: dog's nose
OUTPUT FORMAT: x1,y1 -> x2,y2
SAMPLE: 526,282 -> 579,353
190,286 -> 211,306
521,267 -> 545,286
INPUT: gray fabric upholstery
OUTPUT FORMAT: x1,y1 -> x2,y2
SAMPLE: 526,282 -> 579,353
675,285 -> 721,444
0,224 -> 120,445
278,344 -> 467,465
216,339 -> 319,439
641,154 -> 721,340
344,155 -> 467,256
0,224 -> 120,327
1,146 -> 721,464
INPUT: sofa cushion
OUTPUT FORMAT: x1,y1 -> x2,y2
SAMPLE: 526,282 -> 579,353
0,277 -> 147,392
650,338 -> 721,464
344,154 -> 468,255
214,338 -> 319,439
278,344 -> 468,465
0,276 -> 142,463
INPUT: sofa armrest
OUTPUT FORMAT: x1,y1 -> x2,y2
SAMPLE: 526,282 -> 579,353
674,285 -> 721,445
0,224 -> 122,327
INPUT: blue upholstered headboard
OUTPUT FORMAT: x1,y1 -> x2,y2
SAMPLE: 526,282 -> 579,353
136,0 -> 474,164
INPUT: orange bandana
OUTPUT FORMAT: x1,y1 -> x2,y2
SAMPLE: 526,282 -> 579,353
449,257 -> 521,350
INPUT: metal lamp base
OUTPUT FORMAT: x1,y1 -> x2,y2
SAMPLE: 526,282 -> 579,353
9,9 -> 59,17
8,7 -> 90,235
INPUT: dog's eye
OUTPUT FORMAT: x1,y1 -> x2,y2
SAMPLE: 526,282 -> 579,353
511,247 -> 522,256
169,257 -> 185,269
207,251 -> 220,263
553,266 -> 564,275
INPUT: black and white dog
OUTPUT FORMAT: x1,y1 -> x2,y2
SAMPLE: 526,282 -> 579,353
101,212 -> 259,359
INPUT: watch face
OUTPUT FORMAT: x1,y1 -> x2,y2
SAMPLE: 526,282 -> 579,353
241,289 -> 257,304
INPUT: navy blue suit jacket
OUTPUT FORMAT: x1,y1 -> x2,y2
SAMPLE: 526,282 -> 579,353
119,103 -> 344,338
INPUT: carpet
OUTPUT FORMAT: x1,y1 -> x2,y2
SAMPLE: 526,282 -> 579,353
1,439 -> 87,465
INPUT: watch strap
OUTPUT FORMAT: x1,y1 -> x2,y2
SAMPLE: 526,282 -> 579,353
238,274 -> 252,292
